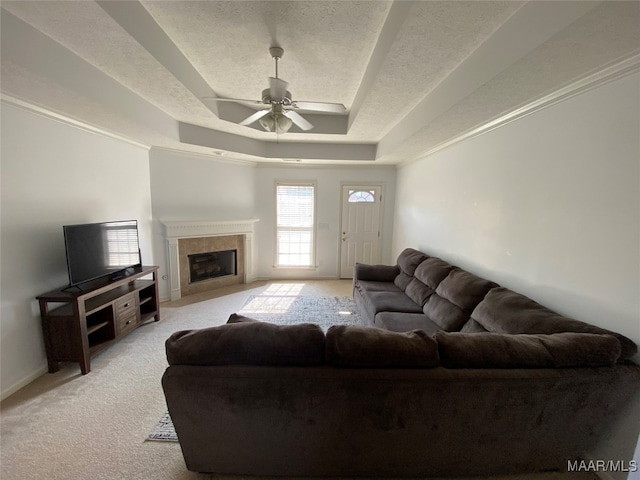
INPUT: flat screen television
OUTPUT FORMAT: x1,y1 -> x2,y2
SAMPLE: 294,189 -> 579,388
63,220 -> 142,286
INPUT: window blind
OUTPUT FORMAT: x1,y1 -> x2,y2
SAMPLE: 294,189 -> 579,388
276,184 -> 315,267
106,224 -> 139,267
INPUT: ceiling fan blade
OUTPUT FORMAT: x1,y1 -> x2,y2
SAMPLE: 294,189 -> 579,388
291,101 -> 347,113
269,77 -> 289,100
283,110 -> 314,131
240,109 -> 271,126
202,96 -> 263,106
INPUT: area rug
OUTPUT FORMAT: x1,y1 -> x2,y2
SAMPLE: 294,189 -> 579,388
147,411 -> 178,442
237,294 -> 363,331
148,295 -> 364,442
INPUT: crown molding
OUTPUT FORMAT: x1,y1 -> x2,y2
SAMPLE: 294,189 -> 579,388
149,146 -> 258,167
398,53 -> 640,168
1,94 -> 151,150
5,50 -> 637,169
255,161 -> 395,171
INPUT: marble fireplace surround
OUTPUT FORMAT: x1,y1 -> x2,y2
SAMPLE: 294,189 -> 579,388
162,219 -> 258,301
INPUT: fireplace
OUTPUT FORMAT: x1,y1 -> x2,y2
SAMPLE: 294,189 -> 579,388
163,219 -> 258,301
188,249 -> 237,283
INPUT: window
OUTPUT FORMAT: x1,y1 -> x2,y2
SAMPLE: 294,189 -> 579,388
276,183 -> 315,267
105,221 -> 139,267
348,190 -> 376,203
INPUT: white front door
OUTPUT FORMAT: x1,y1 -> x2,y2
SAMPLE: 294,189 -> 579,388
339,185 -> 382,279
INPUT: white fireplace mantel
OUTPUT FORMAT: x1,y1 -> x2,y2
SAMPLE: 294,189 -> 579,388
162,219 -> 259,301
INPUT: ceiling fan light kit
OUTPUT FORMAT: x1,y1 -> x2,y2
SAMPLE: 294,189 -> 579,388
259,111 -> 293,134
205,46 -> 346,134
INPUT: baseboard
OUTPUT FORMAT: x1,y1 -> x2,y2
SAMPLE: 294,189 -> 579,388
1,365 -> 48,402
256,275 -> 342,281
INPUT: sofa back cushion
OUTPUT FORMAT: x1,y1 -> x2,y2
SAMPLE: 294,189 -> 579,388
166,320 -> 325,366
227,313 -> 258,323
394,248 -> 429,291
326,325 -> 439,368
435,332 -> 621,368
423,269 -> 498,331
404,257 -> 453,306
470,287 -> 637,360
436,332 -> 553,368
460,319 -> 489,333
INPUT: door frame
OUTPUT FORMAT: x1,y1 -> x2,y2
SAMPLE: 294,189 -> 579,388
339,182 -> 385,279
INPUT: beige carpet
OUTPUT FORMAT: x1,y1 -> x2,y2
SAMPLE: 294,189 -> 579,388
0,280 -> 599,480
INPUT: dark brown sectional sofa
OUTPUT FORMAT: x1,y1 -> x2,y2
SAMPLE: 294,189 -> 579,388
355,248 -> 638,361
162,248 -> 640,477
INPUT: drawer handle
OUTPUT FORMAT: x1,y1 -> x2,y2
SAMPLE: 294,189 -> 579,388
124,303 -> 130,308
126,320 -> 131,325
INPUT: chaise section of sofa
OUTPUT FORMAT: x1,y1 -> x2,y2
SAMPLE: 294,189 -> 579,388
468,286 -> 638,360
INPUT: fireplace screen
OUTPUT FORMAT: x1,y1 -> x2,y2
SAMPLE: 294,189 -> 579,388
188,249 -> 237,283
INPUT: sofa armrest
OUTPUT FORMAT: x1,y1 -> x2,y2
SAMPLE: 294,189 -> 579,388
354,263 -> 400,283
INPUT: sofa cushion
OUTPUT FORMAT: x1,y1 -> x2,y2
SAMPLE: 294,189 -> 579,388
397,248 -> 429,276
471,287 -> 637,360
435,332 -> 553,368
364,291 -> 424,319
354,263 -> 400,283
405,278 -> 433,306
394,273 -> 413,291
166,320 -> 325,366
423,295 -> 468,331
414,257 -> 454,289
394,248 -> 429,290
538,332 -> 622,367
356,280 -> 402,293
436,269 -> 499,310
423,269 -> 499,331
227,313 -> 258,323
326,325 -> 439,368
404,257 -> 455,307
435,332 -> 621,368
374,312 -> 443,335
459,319 -> 489,332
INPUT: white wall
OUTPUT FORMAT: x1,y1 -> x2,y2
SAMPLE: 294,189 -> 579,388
148,155 -> 396,288
254,164 -> 396,279
148,148 -> 256,299
0,103 -> 153,399
393,71 -> 639,354
393,71 -> 640,474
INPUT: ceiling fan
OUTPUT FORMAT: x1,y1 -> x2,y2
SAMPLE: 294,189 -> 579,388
203,46 -> 347,134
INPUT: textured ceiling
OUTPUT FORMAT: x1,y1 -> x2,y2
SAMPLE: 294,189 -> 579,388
1,1 -> 639,164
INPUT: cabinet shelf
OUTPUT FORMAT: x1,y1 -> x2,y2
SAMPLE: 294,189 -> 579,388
87,321 -> 109,336
140,310 -> 158,324
37,266 -> 160,374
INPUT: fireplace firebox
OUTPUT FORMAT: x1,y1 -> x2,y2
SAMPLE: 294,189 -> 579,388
188,249 -> 237,283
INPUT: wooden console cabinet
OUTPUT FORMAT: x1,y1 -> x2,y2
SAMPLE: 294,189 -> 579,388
37,266 -> 160,374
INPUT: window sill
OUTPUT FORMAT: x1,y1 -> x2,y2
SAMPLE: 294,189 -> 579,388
272,265 -> 318,270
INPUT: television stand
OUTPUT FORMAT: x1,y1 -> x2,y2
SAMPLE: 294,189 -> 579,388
36,266 -> 160,374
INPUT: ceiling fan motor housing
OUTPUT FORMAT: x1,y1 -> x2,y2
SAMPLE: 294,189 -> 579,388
262,88 -> 292,105
269,46 -> 284,59
205,44 -> 344,132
